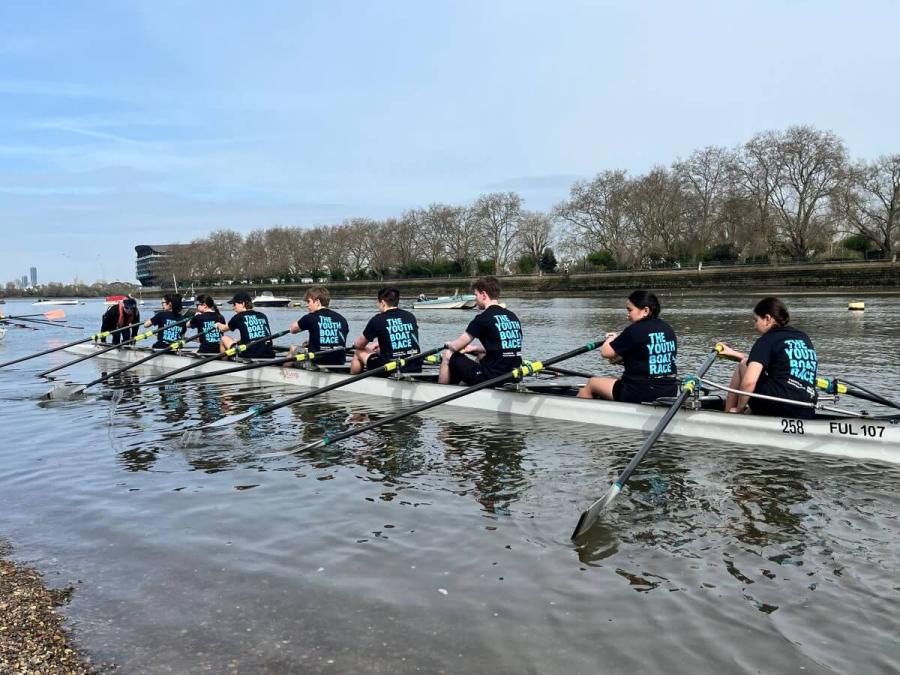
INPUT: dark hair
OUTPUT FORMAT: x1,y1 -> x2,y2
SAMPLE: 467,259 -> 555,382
304,286 -> 331,307
627,290 -> 661,319
753,297 -> 790,327
196,294 -> 224,322
122,298 -> 138,313
164,293 -> 183,315
472,275 -> 501,299
377,287 -> 400,307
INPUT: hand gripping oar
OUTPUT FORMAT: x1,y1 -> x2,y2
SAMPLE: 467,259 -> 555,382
572,344 -> 724,540
37,317 -> 191,378
197,345 -> 451,432
280,339 -> 604,454
817,377 -> 900,410
45,332 -> 204,400
137,329 -> 292,385
0,321 -> 144,370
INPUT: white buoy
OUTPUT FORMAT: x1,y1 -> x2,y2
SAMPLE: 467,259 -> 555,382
848,301 -> 865,311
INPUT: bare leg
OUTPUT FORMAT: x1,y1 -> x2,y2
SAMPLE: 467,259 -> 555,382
577,376 -> 617,400
725,359 -> 748,409
220,335 -> 236,353
439,351 -> 452,384
350,349 -> 372,374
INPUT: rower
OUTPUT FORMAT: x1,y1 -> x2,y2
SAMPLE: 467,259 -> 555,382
189,294 -> 225,354
217,292 -> 275,359
350,287 -> 420,375
439,275 -> 522,385
718,297 -> 818,418
287,286 -> 349,367
577,290 -> 678,402
100,296 -> 140,345
144,293 -> 186,349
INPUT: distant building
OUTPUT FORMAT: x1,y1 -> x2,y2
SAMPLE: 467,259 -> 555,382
30,267 -> 37,286
135,244 -> 189,287
21,275 -> 28,287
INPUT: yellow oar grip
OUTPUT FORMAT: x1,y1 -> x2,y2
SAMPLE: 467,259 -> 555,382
385,359 -> 404,372
816,377 -> 848,395
513,361 -> 544,379
714,343 -> 725,354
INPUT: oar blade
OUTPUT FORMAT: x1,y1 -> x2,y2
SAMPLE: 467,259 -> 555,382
44,384 -> 87,401
203,408 -> 259,430
43,309 -> 66,321
572,484 -> 621,539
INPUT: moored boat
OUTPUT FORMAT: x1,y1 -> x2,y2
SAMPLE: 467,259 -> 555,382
33,299 -> 79,306
252,291 -> 291,307
105,294 -> 128,307
413,293 -> 477,309
63,343 -> 900,464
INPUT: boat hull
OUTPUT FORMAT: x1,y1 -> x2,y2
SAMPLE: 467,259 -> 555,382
413,295 -> 477,309
64,344 -> 900,464
253,300 -> 291,308
33,300 -> 79,306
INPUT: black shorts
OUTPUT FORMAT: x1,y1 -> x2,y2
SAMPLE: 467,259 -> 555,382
198,344 -> 220,355
447,352 -> 489,385
749,381 -> 815,419
612,378 -> 678,404
365,353 -> 422,374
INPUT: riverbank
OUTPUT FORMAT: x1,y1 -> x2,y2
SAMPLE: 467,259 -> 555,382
0,540 -> 98,674
128,260 -> 900,300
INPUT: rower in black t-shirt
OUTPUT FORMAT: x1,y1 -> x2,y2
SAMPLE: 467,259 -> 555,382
719,297 -> 817,419
144,293 -> 186,349
440,276 -> 522,385
577,290 -> 678,403
216,292 -> 275,359
288,286 -> 349,367
188,294 -> 225,354
350,287 -> 421,374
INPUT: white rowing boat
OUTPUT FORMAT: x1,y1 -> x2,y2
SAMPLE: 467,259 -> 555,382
64,343 -> 900,464
33,299 -> 80,306
413,294 -> 477,310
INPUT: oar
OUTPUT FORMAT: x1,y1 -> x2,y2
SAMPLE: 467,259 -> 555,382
137,329 -> 292,385
198,345 -> 451,431
45,332 -> 204,400
0,321 -> 144,370
572,344 -> 724,540
11,316 -> 84,330
546,365 -> 594,379
817,376 -> 900,410
1,320 -> 39,331
37,317 -> 191,378
276,339 -> 604,454
0,309 -> 67,321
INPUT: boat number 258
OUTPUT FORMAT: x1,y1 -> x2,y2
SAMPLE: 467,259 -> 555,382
781,419 -> 805,434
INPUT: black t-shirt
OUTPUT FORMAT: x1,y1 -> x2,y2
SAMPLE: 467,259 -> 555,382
190,311 -> 224,352
297,308 -> 349,365
748,326 -> 817,412
100,303 -> 140,343
149,311 -> 186,347
228,310 -> 275,358
363,308 -> 421,372
610,317 -> 678,381
464,304 -> 523,376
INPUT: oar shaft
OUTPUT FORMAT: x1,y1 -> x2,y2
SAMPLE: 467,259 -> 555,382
0,321 -> 143,369
82,333 -> 202,388
141,329 -> 292,385
307,339 -> 603,451
37,317 -> 189,377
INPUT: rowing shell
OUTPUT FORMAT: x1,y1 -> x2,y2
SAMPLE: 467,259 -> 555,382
64,343 -> 900,464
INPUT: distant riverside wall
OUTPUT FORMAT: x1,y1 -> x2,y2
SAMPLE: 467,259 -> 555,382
173,261 -> 900,300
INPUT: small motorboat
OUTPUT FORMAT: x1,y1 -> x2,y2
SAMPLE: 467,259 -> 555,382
252,291 -> 292,308
32,299 -> 80,306
413,293 -> 477,310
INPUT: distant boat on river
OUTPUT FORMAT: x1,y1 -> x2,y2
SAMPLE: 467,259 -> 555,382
413,293 -> 477,310
33,299 -> 80,306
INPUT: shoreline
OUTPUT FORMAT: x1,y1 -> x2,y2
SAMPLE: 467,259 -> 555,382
0,539 -> 100,674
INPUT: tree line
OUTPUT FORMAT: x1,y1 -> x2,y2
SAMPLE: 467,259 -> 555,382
161,125 -> 898,285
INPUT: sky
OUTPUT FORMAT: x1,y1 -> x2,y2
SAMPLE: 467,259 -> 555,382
2,0 -> 899,284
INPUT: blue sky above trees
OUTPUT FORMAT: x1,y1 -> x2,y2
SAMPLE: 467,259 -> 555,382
2,0 -> 898,283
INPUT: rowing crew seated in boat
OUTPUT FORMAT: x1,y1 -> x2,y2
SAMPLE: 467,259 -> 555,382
215,292 -> 275,359
287,286 -> 349,367
439,275 -> 523,385
351,287 -> 421,374
577,290 -> 679,404
718,297 -> 818,418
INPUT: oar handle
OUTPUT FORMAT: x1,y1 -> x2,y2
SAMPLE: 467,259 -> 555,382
84,332 -> 204,388
307,339 -> 604,451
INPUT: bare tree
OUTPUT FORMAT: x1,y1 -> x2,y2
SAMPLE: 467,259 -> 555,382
343,219 -> 374,279
554,170 -> 634,267
769,126 -> 848,259
367,219 -> 398,279
673,146 -> 734,258
394,210 -> 426,273
626,167 -> 688,262
205,229 -> 244,281
421,204 -> 458,267
471,192 -> 522,274
445,207 -> 482,275
836,154 -> 900,255
517,211 -> 555,274
736,132 -> 780,258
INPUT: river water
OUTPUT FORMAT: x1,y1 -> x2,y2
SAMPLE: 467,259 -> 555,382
2,294 -> 899,674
